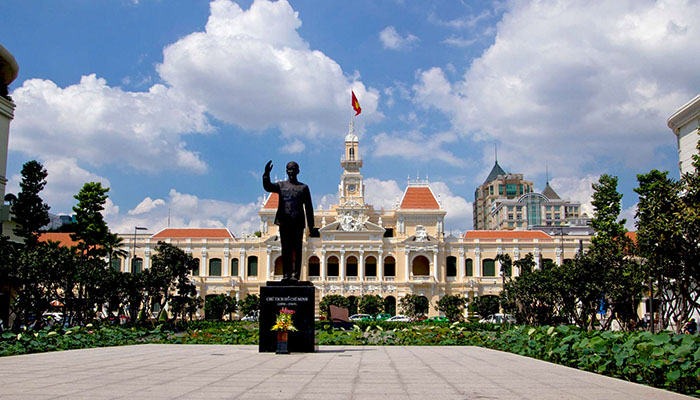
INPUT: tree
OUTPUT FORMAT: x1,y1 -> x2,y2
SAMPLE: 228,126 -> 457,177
471,295 -> 500,319
238,294 -> 260,319
204,294 -> 237,321
12,160 -> 50,245
587,174 -> 644,331
399,294 -> 429,320
358,295 -> 384,317
636,138 -> 700,333
318,295 -> 350,318
144,241 -> 198,321
435,294 -> 467,321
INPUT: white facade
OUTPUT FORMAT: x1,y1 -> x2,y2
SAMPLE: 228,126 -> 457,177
667,94 -> 700,175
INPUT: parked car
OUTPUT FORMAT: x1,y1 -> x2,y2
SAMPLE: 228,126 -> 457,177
387,315 -> 411,322
479,313 -> 516,324
425,316 -> 449,323
373,313 -> 391,321
349,314 -> 371,321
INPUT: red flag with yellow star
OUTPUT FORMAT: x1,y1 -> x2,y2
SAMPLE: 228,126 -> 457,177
351,90 -> 361,116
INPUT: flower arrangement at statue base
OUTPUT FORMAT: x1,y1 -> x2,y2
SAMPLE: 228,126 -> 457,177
271,307 -> 297,354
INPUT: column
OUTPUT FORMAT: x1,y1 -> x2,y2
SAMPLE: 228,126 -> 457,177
201,252 -> 208,277
240,249 -> 246,280
359,250 -> 365,281
404,251 -> 410,280
223,250 -> 230,277
496,247 -> 503,278
340,250 -> 346,281
125,253 -> 131,273
474,248 -> 481,278
321,250 -> 327,281
513,248 -> 520,277
266,247 -> 273,280
458,248 -> 465,280
556,247 -> 563,266
432,249 -> 438,281
378,250 -> 384,281
143,250 -> 151,270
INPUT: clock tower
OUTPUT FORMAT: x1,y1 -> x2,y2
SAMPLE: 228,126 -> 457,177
339,120 -> 365,207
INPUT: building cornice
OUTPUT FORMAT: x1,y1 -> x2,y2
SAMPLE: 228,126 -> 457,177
0,95 -> 15,120
667,94 -> 700,134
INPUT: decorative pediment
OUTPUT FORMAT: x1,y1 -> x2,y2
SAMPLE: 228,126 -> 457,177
263,235 -> 280,244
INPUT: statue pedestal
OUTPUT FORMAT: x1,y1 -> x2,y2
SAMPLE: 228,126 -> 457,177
259,282 -> 316,353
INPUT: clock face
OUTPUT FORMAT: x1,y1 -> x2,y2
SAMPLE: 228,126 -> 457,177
348,184 -> 356,193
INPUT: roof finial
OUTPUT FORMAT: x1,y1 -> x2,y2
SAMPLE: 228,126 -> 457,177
495,142 -> 498,163
546,165 -> 549,185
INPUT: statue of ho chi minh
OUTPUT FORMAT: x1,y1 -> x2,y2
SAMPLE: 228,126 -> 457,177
262,160 -> 314,282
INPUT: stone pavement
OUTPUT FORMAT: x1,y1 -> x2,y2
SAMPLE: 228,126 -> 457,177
0,344 -> 691,399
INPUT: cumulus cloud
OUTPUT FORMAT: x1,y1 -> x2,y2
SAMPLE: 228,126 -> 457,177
365,178 -> 403,210
549,175 -> 599,217
413,0 -> 700,178
371,130 -> 465,167
158,0 -> 381,139
379,26 -> 419,50
11,75 -> 212,174
106,188 -> 261,236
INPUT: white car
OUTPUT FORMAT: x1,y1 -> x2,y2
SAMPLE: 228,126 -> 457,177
479,313 -> 516,324
387,315 -> 411,322
349,314 -> 370,321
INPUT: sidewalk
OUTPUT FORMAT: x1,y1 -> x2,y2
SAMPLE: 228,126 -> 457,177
0,344 -> 692,399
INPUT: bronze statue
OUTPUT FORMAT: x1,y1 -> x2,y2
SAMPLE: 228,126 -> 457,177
263,161 -> 314,282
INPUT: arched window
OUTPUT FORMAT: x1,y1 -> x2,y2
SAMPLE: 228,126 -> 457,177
346,256 -> 358,276
446,256 -> 457,277
349,147 -> 355,160
209,258 -> 222,276
327,256 -> 339,276
192,259 -> 200,276
132,257 -> 143,274
308,256 -> 320,277
111,258 -> 121,272
273,257 -> 283,276
365,256 -> 377,277
384,256 -> 396,276
412,255 -> 430,276
248,256 -> 258,277
465,258 -> 473,276
231,258 -> 239,276
482,259 -> 495,277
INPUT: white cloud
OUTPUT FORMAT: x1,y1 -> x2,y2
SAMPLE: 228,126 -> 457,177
413,0 -> 700,178
549,175 -> 599,217
379,26 -> 419,50
6,157 -> 114,215
280,139 -> 305,154
365,178 -> 403,210
11,75 -> 211,174
371,130 -> 465,167
157,0 -> 382,139
442,36 -> 477,48
128,197 -> 166,215
106,188 -> 261,236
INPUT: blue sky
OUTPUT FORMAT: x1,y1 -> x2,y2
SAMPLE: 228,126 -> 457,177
2,0 -> 699,235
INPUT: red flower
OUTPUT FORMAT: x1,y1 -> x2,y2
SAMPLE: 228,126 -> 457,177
280,307 -> 295,315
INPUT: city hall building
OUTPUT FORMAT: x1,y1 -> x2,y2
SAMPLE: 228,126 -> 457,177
116,123 -> 592,316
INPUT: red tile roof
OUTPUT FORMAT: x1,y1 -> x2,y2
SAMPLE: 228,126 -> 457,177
263,193 -> 278,209
38,233 -> 80,247
625,231 -> 637,243
400,187 -> 440,209
464,230 -> 551,240
152,228 -> 233,239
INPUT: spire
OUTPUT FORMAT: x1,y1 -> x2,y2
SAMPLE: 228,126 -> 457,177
542,182 -> 561,200
345,119 -> 358,142
484,161 -> 506,184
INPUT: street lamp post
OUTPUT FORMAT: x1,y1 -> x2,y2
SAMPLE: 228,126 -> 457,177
132,226 -> 148,272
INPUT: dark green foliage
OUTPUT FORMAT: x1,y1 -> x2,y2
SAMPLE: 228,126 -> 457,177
399,294 -> 430,320
238,294 -> 260,318
471,295 -> 499,319
205,295 -> 237,321
318,295 -> 350,317
435,294 -> 467,321
357,295 -> 384,317
145,242 -> 198,321
12,160 -> 50,245
635,139 -> 700,333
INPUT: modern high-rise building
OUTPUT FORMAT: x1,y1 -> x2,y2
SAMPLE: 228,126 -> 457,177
667,94 -> 700,175
473,161 -> 588,231
473,161 -> 533,230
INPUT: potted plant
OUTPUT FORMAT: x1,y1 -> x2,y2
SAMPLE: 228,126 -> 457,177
271,307 -> 297,354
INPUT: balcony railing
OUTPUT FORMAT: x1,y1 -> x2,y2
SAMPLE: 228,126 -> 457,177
346,276 -> 359,282
309,276 -> 320,281
327,276 -> 340,281
365,276 -> 378,281
411,276 -> 432,281
384,277 -> 395,282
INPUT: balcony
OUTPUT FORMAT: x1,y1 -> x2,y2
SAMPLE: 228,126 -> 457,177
365,276 -> 378,282
327,276 -> 340,282
411,276 -> 432,282
384,277 -> 395,282
309,276 -> 320,282
346,276 -> 359,282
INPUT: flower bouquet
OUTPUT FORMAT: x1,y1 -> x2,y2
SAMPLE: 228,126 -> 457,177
271,308 -> 297,354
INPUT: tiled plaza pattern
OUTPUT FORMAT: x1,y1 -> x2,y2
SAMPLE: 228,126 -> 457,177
0,344 -> 692,399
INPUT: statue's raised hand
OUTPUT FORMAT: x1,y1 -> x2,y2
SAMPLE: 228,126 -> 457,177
264,160 -> 273,175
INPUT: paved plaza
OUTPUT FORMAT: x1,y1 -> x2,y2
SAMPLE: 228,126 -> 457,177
0,344 -> 691,399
